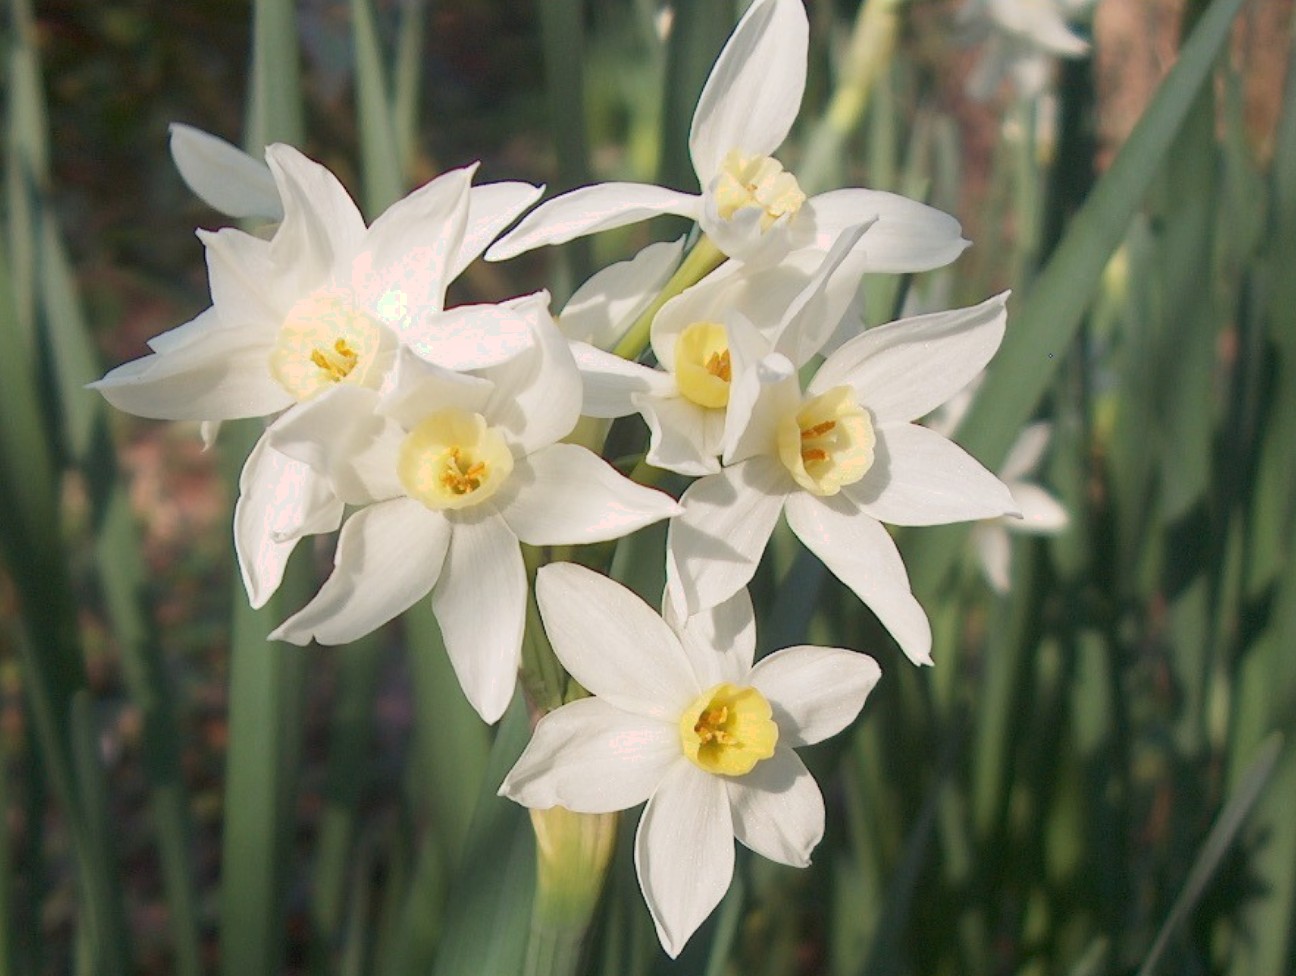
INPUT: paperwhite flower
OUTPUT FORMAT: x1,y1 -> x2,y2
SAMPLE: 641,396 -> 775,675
667,293 -> 1019,665
268,302 -> 682,723
500,563 -> 881,957
570,225 -> 870,476
960,0 -> 1091,101
971,422 -> 1069,592
487,0 -> 965,272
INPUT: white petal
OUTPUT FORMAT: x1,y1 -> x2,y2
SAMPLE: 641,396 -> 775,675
990,0 -> 1089,55
1000,421 -> 1052,481
973,522 -> 1012,594
748,645 -> 881,747
200,225 -> 286,329
666,459 -> 789,614
783,493 -> 932,665
265,144 -> 368,289
496,444 -> 681,546
354,166 -> 473,324
270,498 -> 450,646
725,746 -> 823,867
811,293 -> 1010,423
771,222 -> 872,367
485,183 -> 700,261
499,699 -> 679,813
851,423 -> 1018,525
671,588 -> 757,688
91,327 -> 288,422
535,564 -> 700,720
635,761 -> 734,959
688,0 -> 807,181
404,302 -> 536,370
572,342 -> 673,418
479,299 -> 582,454
169,124 -> 282,220
722,352 -> 800,465
699,199 -> 801,266
636,393 -> 723,477
452,180 -> 545,280
378,346 -> 496,429
235,434 -> 344,608
431,511 -> 527,723
560,238 -> 685,347
1008,482 -> 1069,534
802,189 -> 969,274
145,306 -> 221,354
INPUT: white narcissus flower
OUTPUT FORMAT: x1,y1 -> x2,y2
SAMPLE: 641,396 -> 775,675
667,293 -> 1020,666
487,0 -> 965,273
570,224 -> 870,476
960,0 -> 1092,102
500,563 -> 881,958
971,421 -> 1069,592
268,302 -> 682,724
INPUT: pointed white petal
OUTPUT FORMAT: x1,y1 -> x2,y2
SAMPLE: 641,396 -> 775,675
560,238 -> 685,347
811,293 -> 1010,423
169,124 -> 282,220
355,166 -> 473,325
497,444 -> 680,546
671,587 -> 757,688
479,299 -> 582,454
635,761 -> 734,959
666,459 -> 789,614
404,302 -> 536,370
725,746 -> 823,867
91,327 -> 289,421
452,180 -> 545,280
852,423 -> 1019,525
723,352 -> 800,466
689,0 -> 808,181
803,189 -> 969,274
748,645 -> 881,747
270,498 -> 450,646
1000,421 -> 1052,481
1007,482 -> 1069,534
771,222 -> 872,367
485,183 -> 700,261
378,345 -> 496,428
265,144 -> 367,288
145,306 -> 221,354
200,225 -> 286,328
973,522 -> 1012,594
499,699 -> 679,813
572,343 -> 673,418
784,493 -> 932,665
535,564 -> 701,720
235,434 -> 343,608
636,393 -> 723,477
431,511 -> 526,723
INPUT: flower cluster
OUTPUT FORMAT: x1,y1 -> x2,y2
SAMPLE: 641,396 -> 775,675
94,0 -> 1064,959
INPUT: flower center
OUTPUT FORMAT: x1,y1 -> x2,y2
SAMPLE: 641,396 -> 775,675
397,408 -> 514,511
777,386 -> 875,496
712,150 -> 806,232
679,683 -> 778,777
269,288 -> 388,401
674,321 -> 733,409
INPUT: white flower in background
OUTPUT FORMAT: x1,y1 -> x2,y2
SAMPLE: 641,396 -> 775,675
487,0 -> 965,272
268,303 -> 682,723
960,0 -> 1092,102
667,294 -> 1019,666
926,377 -> 1069,592
500,563 -> 881,957
570,225 -> 870,476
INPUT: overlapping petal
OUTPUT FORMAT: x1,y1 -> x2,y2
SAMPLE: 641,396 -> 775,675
804,189 -> 969,274
748,645 -> 881,748
725,746 -> 823,867
169,123 -> 282,220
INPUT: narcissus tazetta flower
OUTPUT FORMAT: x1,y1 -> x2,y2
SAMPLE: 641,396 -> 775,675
267,303 -> 681,723
960,0 -> 1092,101
500,563 -> 881,957
487,0 -> 965,272
667,293 -> 1019,665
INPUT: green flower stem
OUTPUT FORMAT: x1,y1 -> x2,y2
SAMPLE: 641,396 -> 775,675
611,234 -> 726,362
520,546 -> 570,714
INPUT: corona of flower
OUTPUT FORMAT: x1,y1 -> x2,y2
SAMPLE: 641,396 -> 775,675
267,302 -> 682,723
500,564 -> 881,957
667,293 -> 1020,665
486,0 -> 966,273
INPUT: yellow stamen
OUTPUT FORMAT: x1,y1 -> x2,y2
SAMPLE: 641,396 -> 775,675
269,288 -> 389,401
398,409 -> 514,511
679,683 -> 778,777
712,150 -> 806,231
777,386 -> 875,496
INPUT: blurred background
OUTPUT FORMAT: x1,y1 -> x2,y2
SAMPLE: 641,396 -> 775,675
2,0 -> 1295,974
